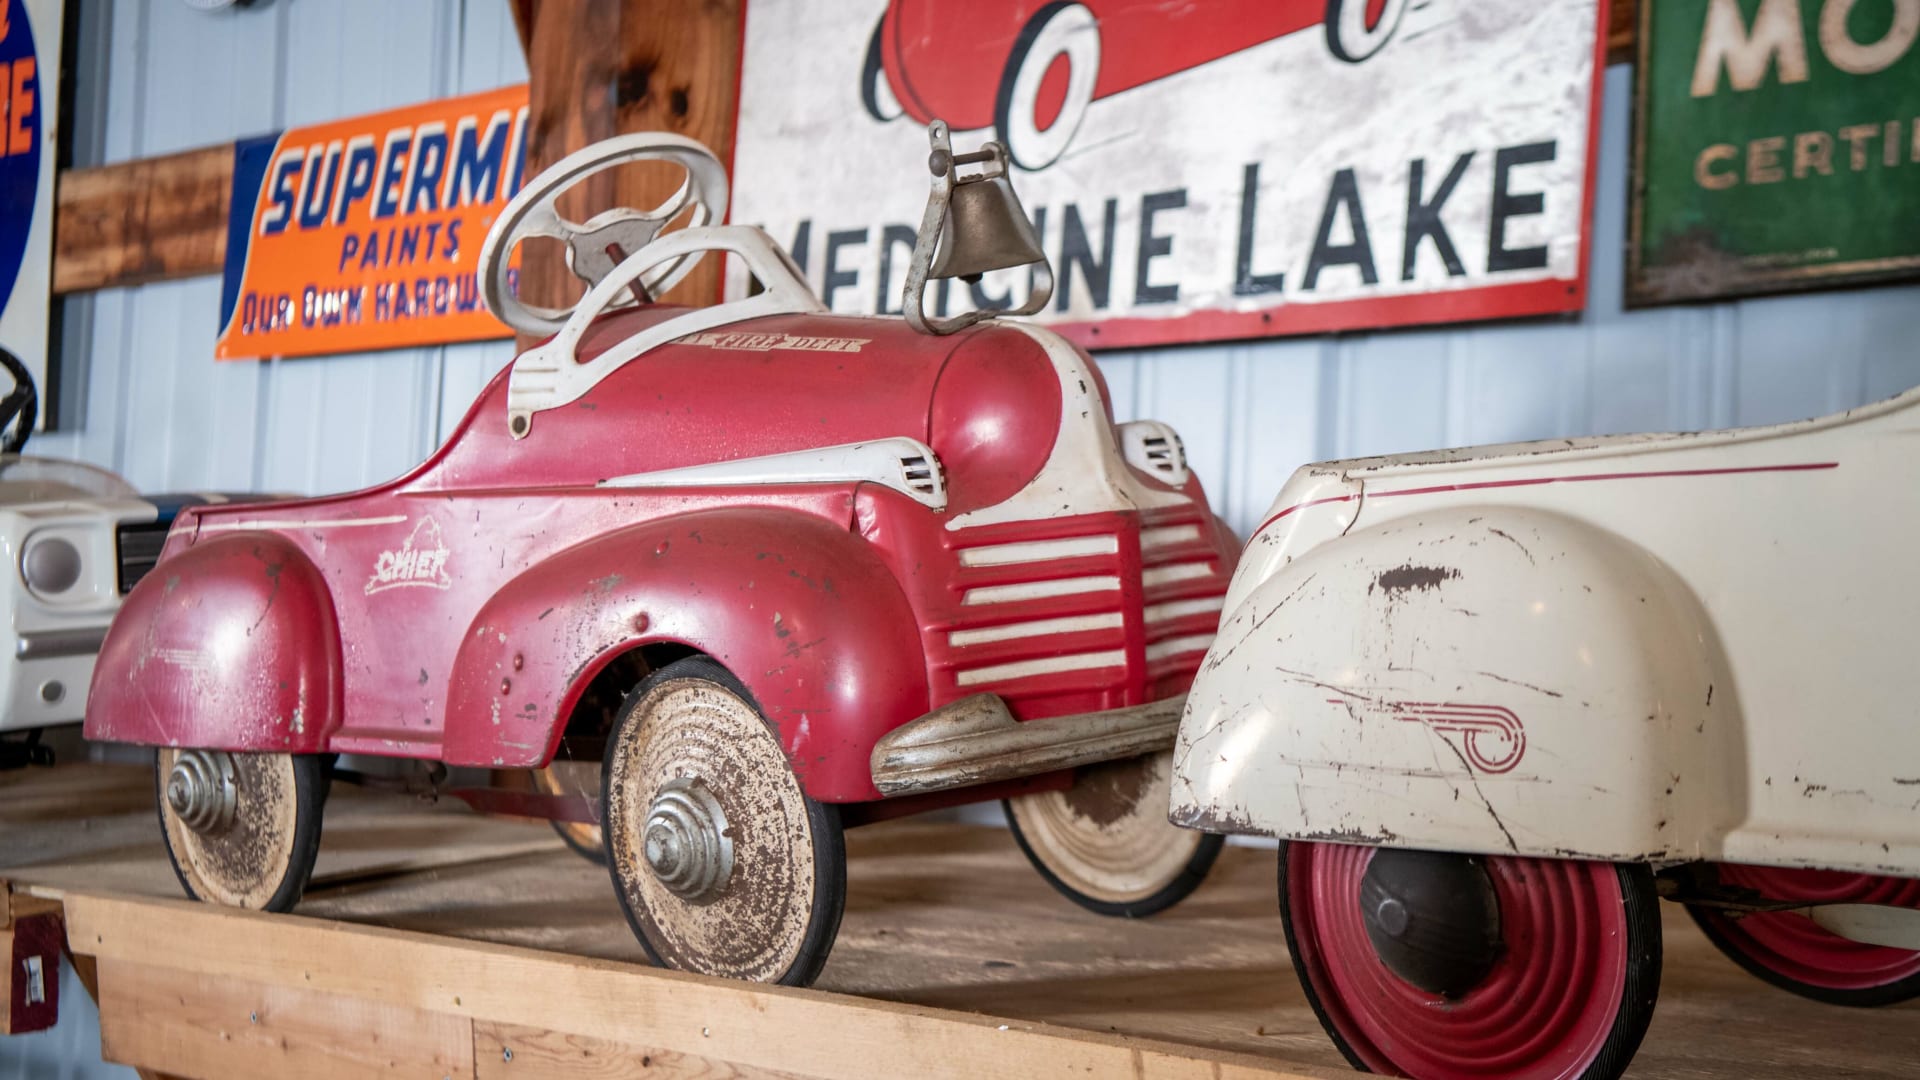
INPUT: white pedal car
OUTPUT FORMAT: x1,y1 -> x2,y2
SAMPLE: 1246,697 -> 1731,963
1172,386 -> 1920,1079
0,352 -> 239,766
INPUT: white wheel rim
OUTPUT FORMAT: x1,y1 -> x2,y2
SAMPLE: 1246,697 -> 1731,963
1329,0 -> 1408,62
533,760 -> 603,851
1003,4 -> 1100,170
1008,750 -> 1203,904
607,677 -> 819,982
158,748 -> 301,910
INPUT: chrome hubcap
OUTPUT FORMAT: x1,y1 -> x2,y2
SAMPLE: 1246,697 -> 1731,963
642,776 -> 733,904
166,750 -> 239,835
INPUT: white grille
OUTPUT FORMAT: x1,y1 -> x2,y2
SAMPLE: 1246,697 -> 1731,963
949,612 -> 1126,647
962,575 -> 1121,606
1141,562 -> 1214,588
899,452 -> 943,503
958,535 -> 1118,567
955,649 -> 1128,687
1119,420 -> 1189,487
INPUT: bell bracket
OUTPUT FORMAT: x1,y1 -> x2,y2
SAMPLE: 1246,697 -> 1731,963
903,121 -> 1053,336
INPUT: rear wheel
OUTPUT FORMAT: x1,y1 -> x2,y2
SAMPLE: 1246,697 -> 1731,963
1687,863 -> 1920,1006
1280,841 -> 1662,1080
531,761 -> 604,864
603,657 -> 845,986
1005,750 -> 1222,917
156,748 -> 328,912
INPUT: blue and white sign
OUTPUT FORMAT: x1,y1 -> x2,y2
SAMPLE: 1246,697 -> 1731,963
0,0 -> 58,404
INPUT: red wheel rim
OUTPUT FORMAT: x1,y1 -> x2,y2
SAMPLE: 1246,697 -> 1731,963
1288,843 -> 1630,1080
1707,864 -> 1920,990
1033,54 -> 1071,132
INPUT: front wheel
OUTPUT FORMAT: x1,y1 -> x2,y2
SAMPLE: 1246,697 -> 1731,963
603,657 -> 845,987
1324,0 -> 1409,63
994,1 -> 1101,171
156,748 -> 328,912
1280,841 -> 1662,1080
1687,863 -> 1920,1006
1005,750 -> 1223,917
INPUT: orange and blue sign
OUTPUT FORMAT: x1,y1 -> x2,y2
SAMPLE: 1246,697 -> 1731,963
216,84 -> 530,360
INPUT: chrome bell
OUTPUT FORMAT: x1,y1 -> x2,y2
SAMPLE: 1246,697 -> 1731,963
903,120 -> 1054,335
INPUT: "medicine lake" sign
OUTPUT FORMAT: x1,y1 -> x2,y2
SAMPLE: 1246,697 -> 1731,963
1630,0 -> 1920,304
729,0 -> 1607,349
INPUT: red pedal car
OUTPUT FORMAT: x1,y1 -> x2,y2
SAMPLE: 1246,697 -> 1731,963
85,127 -> 1237,986
863,0 -> 1410,169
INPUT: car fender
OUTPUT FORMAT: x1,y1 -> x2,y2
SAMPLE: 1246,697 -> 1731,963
83,532 -> 343,752
443,505 -> 928,802
1170,505 -> 1746,862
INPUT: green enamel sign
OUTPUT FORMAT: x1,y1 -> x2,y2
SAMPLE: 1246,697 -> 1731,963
1630,0 -> 1920,304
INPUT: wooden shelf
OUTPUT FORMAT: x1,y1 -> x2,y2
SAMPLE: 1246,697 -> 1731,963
4,763 -> 1916,1078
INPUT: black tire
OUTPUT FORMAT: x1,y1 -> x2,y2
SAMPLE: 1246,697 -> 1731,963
0,346 -> 36,453
1279,842 -> 1662,1080
1008,804 -> 1224,917
859,16 -> 902,123
1002,749 -> 1224,918
156,749 -> 328,913
602,656 -> 845,987
1688,905 -> 1920,1007
1684,864 -> 1920,1007
993,1 -> 1099,171
1323,0 -> 1408,64
550,817 -> 608,865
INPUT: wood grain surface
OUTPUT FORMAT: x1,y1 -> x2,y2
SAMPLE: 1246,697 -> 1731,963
4,764 -> 1915,1078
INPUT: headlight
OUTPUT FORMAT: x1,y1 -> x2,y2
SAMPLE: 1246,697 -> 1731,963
23,536 -> 82,595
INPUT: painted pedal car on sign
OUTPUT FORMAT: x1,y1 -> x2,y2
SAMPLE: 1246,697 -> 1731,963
1171,391 -> 1920,1078
84,123 -> 1238,986
862,0 -> 1410,169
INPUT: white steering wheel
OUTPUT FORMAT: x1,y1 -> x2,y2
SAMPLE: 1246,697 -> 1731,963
478,133 -> 730,336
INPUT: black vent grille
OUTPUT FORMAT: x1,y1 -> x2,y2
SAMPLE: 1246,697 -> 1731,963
116,521 -> 170,595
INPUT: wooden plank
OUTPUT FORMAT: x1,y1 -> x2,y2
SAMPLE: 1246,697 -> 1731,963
0,912 -> 61,1033
64,893 -> 1335,1080
518,0 -> 745,346
1608,0 -> 1637,65
96,956 -> 475,1080
53,145 -> 233,294
474,1020 -> 816,1080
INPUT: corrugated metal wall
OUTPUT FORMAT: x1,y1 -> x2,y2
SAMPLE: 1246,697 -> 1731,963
35,0 -> 525,498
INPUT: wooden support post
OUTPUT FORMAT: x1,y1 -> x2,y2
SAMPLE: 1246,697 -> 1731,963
518,0 -> 745,345
1608,0 -> 1638,65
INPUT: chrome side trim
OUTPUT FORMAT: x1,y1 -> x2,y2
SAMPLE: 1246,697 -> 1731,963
600,437 -> 947,511
17,626 -> 108,661
869,692 -> 1185,797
